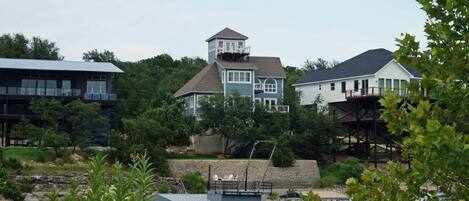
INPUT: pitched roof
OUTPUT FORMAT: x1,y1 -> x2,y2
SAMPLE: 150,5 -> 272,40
174,63 -> 223,97
0,58 -> 123,73
206,27 -> 248,42
295,48 -> 420,85
249,56 -> 286,78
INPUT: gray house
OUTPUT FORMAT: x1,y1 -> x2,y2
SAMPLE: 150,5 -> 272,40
175,28 -> 288,115
0,58 -> 123,146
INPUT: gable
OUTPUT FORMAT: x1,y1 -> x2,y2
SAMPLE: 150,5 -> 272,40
375,60 -> 414,79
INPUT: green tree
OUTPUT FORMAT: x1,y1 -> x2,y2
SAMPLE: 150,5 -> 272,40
302,58 -> 339,72
66,100 -> 108,150
346,0 -> 469,200
198,93 -> 254,156
0,33 -> 62,60
83,49 -> 118,63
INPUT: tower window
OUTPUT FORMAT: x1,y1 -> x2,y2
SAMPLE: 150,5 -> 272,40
218,41 -> 223,48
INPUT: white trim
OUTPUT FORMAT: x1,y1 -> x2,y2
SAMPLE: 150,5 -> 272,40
263,78 -> 277,93
374,59 -> 415,78
264,98 -> 277,107
227,70 -> 252,84
292,74 -> 375,86
281,79 -> 284,102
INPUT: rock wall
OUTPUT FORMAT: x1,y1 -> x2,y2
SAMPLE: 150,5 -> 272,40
168,159 -> 320,189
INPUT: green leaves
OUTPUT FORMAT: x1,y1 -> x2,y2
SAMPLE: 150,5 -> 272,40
426,119 -> 441,132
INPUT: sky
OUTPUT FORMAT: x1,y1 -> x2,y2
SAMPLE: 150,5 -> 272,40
0,0 -> 427,67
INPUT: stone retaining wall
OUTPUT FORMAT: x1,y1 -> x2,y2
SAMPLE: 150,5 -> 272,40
168,159 -> 320,189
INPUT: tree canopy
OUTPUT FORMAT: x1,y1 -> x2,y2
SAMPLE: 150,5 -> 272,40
302,58 -> 339,72
0,33 -> 63,60
346,0 -> 469,200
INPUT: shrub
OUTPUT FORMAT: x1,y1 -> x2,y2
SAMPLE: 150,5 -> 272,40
181,172 -> 206,193
0,168 -> 24,201
314,175 -> 341,188
337,157 -> 363,181
272,145 -> 295,167
158,184 -> 170,193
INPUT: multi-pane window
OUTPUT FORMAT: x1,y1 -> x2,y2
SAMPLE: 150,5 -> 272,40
218,41 -> 223,48
264,79 -> 277,93
255,78 -> 263,90
330,83 -> 335,91
341,81 -> 346,93
87,75 -> 106,94
227,71 -> 251,83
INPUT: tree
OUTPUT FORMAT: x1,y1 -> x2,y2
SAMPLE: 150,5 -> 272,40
83,49 -> 118,63
346,0 -> 469,200
198,93 -> 254,156
0,33 -> 62,60
66,100 -> 108,150
110,100 -> 196,175
302,58 -> 339,72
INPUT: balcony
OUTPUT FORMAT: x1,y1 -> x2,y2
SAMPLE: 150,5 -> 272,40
0,87 -> 117,101
216,46 -> 251,55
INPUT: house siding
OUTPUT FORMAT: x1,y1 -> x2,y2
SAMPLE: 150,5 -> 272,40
254,78 -> 284,104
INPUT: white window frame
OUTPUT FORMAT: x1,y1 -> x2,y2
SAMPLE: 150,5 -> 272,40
264,98 -> 277,108
264,78 -> 277,93
222,71 -> 225,83
189,95 -> 195,108
227,70 -> 252,84
254,78 -> 263,90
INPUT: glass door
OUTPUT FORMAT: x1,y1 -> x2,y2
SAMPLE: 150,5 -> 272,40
46,80 -> 57,96
361,79 -> 369,95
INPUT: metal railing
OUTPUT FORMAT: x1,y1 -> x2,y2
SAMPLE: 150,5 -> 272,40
216,46 -> 251,54
210,180 -> 272,195
0,86 -> 117,101
0,87 -> 82,97
345,87 -> 408,99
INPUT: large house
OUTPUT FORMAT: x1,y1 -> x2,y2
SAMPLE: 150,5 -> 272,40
294,48 -> 421,106
175,28 -> 288,114
0,58 -> 123,146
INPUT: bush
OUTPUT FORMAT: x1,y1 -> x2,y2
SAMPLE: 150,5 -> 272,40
0,168 -> 24,201
158,184 -> 170,193
181,172 -> 206,193
314,175 -> 341,188
272,145 -> 295,167
337,157 -> 363,181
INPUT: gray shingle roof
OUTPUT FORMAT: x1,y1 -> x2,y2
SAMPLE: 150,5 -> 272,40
295,48 -> 420,85
0,58 -> 123,73
249,56 -> 286,78
174,63 -> 223,97
206,27 -> 248,42
215,60 -> 257,70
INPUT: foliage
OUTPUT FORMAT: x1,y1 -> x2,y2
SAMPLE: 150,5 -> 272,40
0,167 -> 24,201
110,100 -> 196,175
315,157 -> 363,188
346,0 -> 469,200
301,191 -> 321,201
83,49 -> 118,63
198,93 -> 255,156
302,58 -> 339,72
267,192 -> 279,201
55,154 -> 156,201
0,33 -> 63,60
272,135 -> 295,167
181,172 -> 206,193
157,183 -> 177,193
66,100 -> 108,150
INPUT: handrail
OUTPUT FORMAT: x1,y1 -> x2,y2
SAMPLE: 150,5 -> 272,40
0,86 -> 118,101
345,87 -> 408,99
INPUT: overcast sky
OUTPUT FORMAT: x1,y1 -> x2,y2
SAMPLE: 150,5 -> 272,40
0,0 -> 427,67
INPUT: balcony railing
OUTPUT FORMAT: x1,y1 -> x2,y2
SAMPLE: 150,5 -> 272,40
0,87 -> 117,101
345,87 -> 409,99
216,46 -> 251,55
0,87 -> 82,97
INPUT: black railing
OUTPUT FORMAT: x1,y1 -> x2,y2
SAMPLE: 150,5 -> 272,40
210,181 -> 273,195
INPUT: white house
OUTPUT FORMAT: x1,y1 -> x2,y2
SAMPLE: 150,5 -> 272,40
293,48 -> 421,106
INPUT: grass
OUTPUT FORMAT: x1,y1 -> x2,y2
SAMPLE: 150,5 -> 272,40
3,147 -> 57,162
314,157 -> 364,188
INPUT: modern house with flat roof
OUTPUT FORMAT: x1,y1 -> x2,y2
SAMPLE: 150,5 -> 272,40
0,58 -> 123,146
175,28 -> 288,115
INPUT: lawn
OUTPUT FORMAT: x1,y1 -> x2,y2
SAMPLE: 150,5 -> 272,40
3,147 -> 57,162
